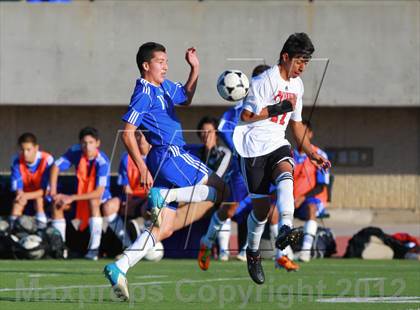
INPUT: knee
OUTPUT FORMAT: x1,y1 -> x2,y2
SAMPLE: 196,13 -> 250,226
102,200 -> 116,216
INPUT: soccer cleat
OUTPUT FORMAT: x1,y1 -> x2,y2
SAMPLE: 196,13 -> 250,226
147,188 -> 167,227
104,263 -> 129,301
296,250 -> 311,263
85,249 -> 99,261
219,250 -> 229,262
246,248 -> 265,285
236,249 -> 247,262
198,240 -> 212,271
275,256 -> 300,272
275,225 -> 303,250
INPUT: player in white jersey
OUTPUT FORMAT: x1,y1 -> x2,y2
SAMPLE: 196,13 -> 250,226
232,33 -> 330,284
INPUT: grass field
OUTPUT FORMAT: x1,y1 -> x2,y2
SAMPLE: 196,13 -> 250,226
0,258 -> 419,310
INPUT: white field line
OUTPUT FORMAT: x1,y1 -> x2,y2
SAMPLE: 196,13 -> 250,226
0,277 -> 249,293
317,296 -> 420,304
134,275 -> 168,279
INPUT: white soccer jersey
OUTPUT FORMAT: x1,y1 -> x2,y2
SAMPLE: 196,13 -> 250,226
233,65 -> 304,158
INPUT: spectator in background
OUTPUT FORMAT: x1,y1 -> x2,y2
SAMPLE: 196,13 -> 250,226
49,127 -> 112,260
293,120 -> 330,263
185,116 -> 232,261
10,132 -> 54,229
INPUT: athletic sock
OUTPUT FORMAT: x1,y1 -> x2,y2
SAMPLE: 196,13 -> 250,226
201,212 -> 225,248
302,220 -> 318,251
160,185 -> 217,203
217,218 -> 231,254
35,212 -> 47,229
275,172 -> 294,228
115,230 -> 156,274
52,219 -> 66,242
88,217 -> 103,251
246,211 -> 267,252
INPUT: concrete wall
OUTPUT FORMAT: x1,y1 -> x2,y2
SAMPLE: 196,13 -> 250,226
0,106 -> 418,210
0,0 -> 419,106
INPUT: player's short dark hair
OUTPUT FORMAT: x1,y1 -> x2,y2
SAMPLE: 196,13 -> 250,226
252,65 -> 271,77
279,33 -> 315,64
302,119 -> 313,131
197,116 -> 219,138
18,132 -> 37,146
136,42 -> 166,75
79,127 -> 99,141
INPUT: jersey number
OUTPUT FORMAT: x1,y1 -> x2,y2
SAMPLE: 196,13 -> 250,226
271,113 -> 287,125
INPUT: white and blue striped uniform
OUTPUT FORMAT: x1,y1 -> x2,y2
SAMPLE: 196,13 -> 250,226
122,78 -> 210,203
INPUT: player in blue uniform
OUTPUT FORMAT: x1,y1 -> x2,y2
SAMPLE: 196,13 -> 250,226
10,132 -> 54,230
49,127 -> 112,260
104,42 -> 229,301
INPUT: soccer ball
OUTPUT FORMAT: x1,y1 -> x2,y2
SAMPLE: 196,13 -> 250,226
144,241 -> 164,262
19,234 -> 45,259
217,70 -> 250,102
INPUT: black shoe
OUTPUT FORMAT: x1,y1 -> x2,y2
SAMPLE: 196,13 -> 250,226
275,225 -> 303,250
246,248 -> 265,285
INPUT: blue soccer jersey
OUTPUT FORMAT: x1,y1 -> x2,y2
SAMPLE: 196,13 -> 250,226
54,144 -> 112,202
217,101 -> 243,152
122,78 -> 188,147
10,151 -> 54,192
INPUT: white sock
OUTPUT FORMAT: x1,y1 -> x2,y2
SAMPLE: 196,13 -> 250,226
276,246 -> 293,259
116,230 -> 156,274
52,219 -> 66,242
160,185 -> 217,203
302,220 -> 318,251
87,217 -> 103,251
275,172 -> 294,228
246,211 -> 267,252
217,218 -> 231,254
107,214 -> 131,248
202,212 -> 225,248
270,223 -> 278,242
35,212 -> 48,229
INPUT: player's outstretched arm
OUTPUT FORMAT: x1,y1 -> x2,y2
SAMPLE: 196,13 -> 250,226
183,47 -> 199,106
121,122 -> 153,189
290,120 -> 331,170
240,95 -> 296,123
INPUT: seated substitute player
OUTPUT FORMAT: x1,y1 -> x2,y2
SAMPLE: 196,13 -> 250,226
232,33 -> 330,284
49,127 -> 112,260
292,120 -> 330,263
102,131 -> 151,249
104,42 -> 229,301
9,132 -> 54,229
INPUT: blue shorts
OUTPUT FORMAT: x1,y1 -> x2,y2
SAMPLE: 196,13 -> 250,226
147,145 -> 211,210
232,196 -> 253,224
294,197 -> 325,220
226,157 -> 248,203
